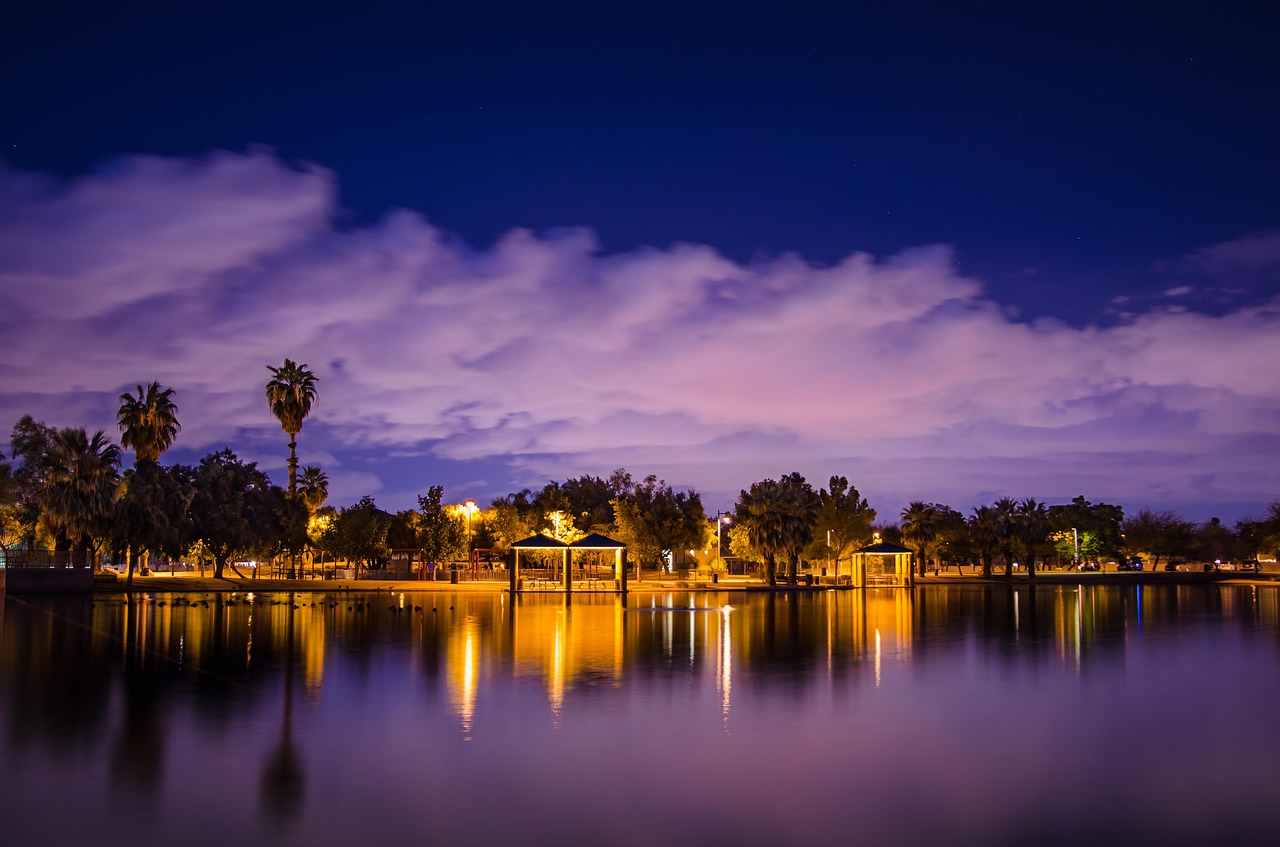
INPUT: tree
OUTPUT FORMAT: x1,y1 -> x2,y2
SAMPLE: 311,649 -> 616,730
776,473 -> 820,583
116,382 -> 181,465
1123,509 -> 1194,568
1046,496 -> 1125,566
297,466 -> 329,514
1013,498 -> 1050,578
417,486 -> 467,573
930,506 -> 969,572
811,476 -> 877,578
559,475 -> 619,533
1195,518 -> 1240,564
900,501 -> 940,579
969,506 -> 1001,578
992,497 -> 1019,577
324,496 -> 391,577
42,427 -> 121,567
188,449 -> 286,578
0,450 -> 27,566
9,416 -> 58,557
112,462 -> 193,583
734,475 -> 819,586
611,474 -> 705,580
487,489 -> 541,549
265,359 -> 318,497
295,465 -> 330,575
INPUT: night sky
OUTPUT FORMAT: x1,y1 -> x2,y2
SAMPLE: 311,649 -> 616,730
3,0 -> 1278,520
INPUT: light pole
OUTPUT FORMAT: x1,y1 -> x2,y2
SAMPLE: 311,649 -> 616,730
711,514 -> 732,580
464,499 -> 477,569
1072,527 -> 1080,570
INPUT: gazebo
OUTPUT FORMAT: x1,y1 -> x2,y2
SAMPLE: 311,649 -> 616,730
509,533 -> 628,593
570,534 -> 627,593
852,541 -> 914,587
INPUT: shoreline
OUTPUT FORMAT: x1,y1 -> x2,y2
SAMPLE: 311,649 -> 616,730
75,569 -> 1280,595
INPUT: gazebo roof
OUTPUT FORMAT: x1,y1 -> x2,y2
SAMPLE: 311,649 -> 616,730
569,533 -> 627,549
511,533 -> 568,549
858,541 -> 914,555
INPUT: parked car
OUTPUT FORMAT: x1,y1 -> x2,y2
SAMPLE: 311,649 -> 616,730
1116,557 -> 1143,571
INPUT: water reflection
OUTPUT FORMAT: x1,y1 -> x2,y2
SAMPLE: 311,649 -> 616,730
1,585 -> 1278,847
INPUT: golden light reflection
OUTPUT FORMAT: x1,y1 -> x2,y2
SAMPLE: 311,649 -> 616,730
446,617 -> 479,740
717,605 -> 733,731
874,627 -> 882,688
511,599 -> 624,724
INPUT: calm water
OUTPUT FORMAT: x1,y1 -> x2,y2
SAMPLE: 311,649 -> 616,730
2,585 -> 1278,847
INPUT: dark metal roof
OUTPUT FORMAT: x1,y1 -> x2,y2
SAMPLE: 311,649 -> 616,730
858,542 -> 914,554
568,533 -> 627,549
511,533 -> 568,549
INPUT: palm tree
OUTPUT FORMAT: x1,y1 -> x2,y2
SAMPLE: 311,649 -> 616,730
969,506 -> 1001,579
776,473 -> 820,583
992,496 -> 1019,577
297,465 -> 329,578
116,382 -> 180,465
900,501 -> 939,579
265,359 -> 319,497
734,474 -> 822,586
298,465 -> 329,513
1014,498 -> 1050,579
736,479 -> 787,586
43,427 -> 121,567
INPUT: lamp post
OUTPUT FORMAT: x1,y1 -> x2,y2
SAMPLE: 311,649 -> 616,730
464,499 -> 477,569
1072,527 -> 1080,570
713,511 -> 731,560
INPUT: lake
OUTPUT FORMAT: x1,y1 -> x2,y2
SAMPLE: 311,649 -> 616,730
1,584 -> 1278,847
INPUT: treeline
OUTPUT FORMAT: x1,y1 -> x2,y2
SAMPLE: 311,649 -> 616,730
3,370 -> 1278,583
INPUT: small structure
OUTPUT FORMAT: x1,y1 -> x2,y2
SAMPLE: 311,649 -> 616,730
569,533 -> 627,593
852,541 -> 914,587
510,534 -> 568,592
510,533 -> 628,593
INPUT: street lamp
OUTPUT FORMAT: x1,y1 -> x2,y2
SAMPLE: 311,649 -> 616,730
715,512 -> 731,558
464,499 -> 477,567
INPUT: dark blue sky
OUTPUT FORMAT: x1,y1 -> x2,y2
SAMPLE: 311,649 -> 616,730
4,1 -> 1279,520
7,1 -> 1279,322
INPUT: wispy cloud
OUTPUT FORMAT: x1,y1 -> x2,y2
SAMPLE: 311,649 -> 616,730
2,150 -> 1277,518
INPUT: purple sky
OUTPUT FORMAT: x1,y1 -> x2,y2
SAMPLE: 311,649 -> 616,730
2,2 -> 1278,521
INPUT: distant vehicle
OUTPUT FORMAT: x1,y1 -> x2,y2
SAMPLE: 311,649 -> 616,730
1076,561 -> 1100,572
1117,557 -> 1143,571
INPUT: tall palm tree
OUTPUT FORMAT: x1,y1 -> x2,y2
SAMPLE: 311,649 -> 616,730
117,382 -> 181,465
900,501 -> 939,579
265,359 -> 319,497
43,427 -> 121,567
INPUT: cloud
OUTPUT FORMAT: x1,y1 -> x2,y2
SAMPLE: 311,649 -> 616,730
2,150 -> 1278,519
1167,229 -> 1280,276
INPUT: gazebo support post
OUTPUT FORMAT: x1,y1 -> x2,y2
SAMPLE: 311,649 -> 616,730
563,549 -> 571,594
